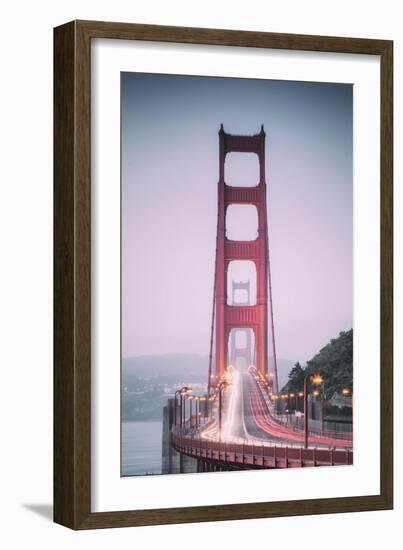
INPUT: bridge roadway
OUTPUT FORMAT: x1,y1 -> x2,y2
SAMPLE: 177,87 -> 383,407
222,370 -> 352,449
170,370 -> 353,469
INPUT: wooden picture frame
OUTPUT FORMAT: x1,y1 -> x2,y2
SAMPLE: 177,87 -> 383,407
54,20 -> 393,529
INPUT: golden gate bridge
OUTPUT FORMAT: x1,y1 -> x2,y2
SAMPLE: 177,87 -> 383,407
168,125 -> 353,472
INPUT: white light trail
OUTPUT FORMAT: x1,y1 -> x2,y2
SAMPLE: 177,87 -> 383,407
222,370 -> 241,440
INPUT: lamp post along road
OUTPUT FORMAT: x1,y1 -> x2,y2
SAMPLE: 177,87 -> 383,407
174,389 -> 184,428
189,397 -> 193,429
195,397 -> 203,429
304,373 -> 323,449
342,387 -> 353,434
303,378 -> 309,448
181,394 -> 185,434
184,394 -> 189,431
218,390 -> 223,441
298,391 -> 304,413
175,387 -> 192,434
321,383 -> 325,436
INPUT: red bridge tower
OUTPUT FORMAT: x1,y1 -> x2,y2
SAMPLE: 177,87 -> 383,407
208,125 -> 278,393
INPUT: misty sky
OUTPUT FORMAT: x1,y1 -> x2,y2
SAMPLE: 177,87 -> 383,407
121,72 -> 352,364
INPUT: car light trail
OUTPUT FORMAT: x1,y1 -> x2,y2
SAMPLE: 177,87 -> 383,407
222,370 -> 240,440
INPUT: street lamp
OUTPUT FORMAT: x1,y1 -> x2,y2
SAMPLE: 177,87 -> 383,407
189,395 -> 203,430
174,386 -> 192,432
183,391 -> 194,432
280,393 -> 288,420
194,396 -> 200,429
174,389 -> 181,427
281,394 -> 288,422
304,373 -> 323,448
341,388 -> 353,428
197,396 -> 206,426
298,391 -> 304,412
289,392 -> 295,412
310,386 -> 325,435
271,393 -> 279,415
188,395 -> 195,429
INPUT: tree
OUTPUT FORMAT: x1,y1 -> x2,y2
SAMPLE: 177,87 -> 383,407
281,329 -> 353,399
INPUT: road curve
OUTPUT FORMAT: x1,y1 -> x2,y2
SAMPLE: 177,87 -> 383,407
222,370 -> 352,449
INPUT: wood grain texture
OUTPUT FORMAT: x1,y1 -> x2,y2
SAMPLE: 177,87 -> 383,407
54,21 -> 76,528
379,41 -> 393,507
54,20 -> 91,529
54,20 -> 393,530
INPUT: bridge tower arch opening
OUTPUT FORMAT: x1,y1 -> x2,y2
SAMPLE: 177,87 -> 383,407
228,281 -> 254,372
228,327 -> 255,372
208,124 -> 279,394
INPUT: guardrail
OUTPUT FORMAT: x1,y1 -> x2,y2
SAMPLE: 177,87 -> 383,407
273,413 -> 353,441
254,377 -> 353,442
171,433 -> 353,469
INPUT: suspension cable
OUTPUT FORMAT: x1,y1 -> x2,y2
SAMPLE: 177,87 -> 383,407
207,206 -> 219,395
267,217 -> 279,394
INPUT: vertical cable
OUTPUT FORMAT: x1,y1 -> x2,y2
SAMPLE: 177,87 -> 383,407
267,225 -> 279,394
207,215 -> 219,394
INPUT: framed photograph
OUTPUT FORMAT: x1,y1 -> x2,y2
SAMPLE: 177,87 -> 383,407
54,20 -> 393,529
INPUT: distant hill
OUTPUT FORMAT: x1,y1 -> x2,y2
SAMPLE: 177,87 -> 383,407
122,354 -> 293,386
281,329 -> 353,398
122,354 -> 207,382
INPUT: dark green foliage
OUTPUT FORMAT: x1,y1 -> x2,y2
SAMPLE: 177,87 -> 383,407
282,329 -> 353,399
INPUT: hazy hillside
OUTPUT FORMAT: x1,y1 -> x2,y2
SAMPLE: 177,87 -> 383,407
122,354 -> 207,382
281,329 -> 353,398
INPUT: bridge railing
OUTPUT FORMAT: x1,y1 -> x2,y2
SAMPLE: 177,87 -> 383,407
171,433 -> 353,468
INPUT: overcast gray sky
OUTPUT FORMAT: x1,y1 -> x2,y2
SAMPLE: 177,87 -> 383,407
121,72 -> 352,364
